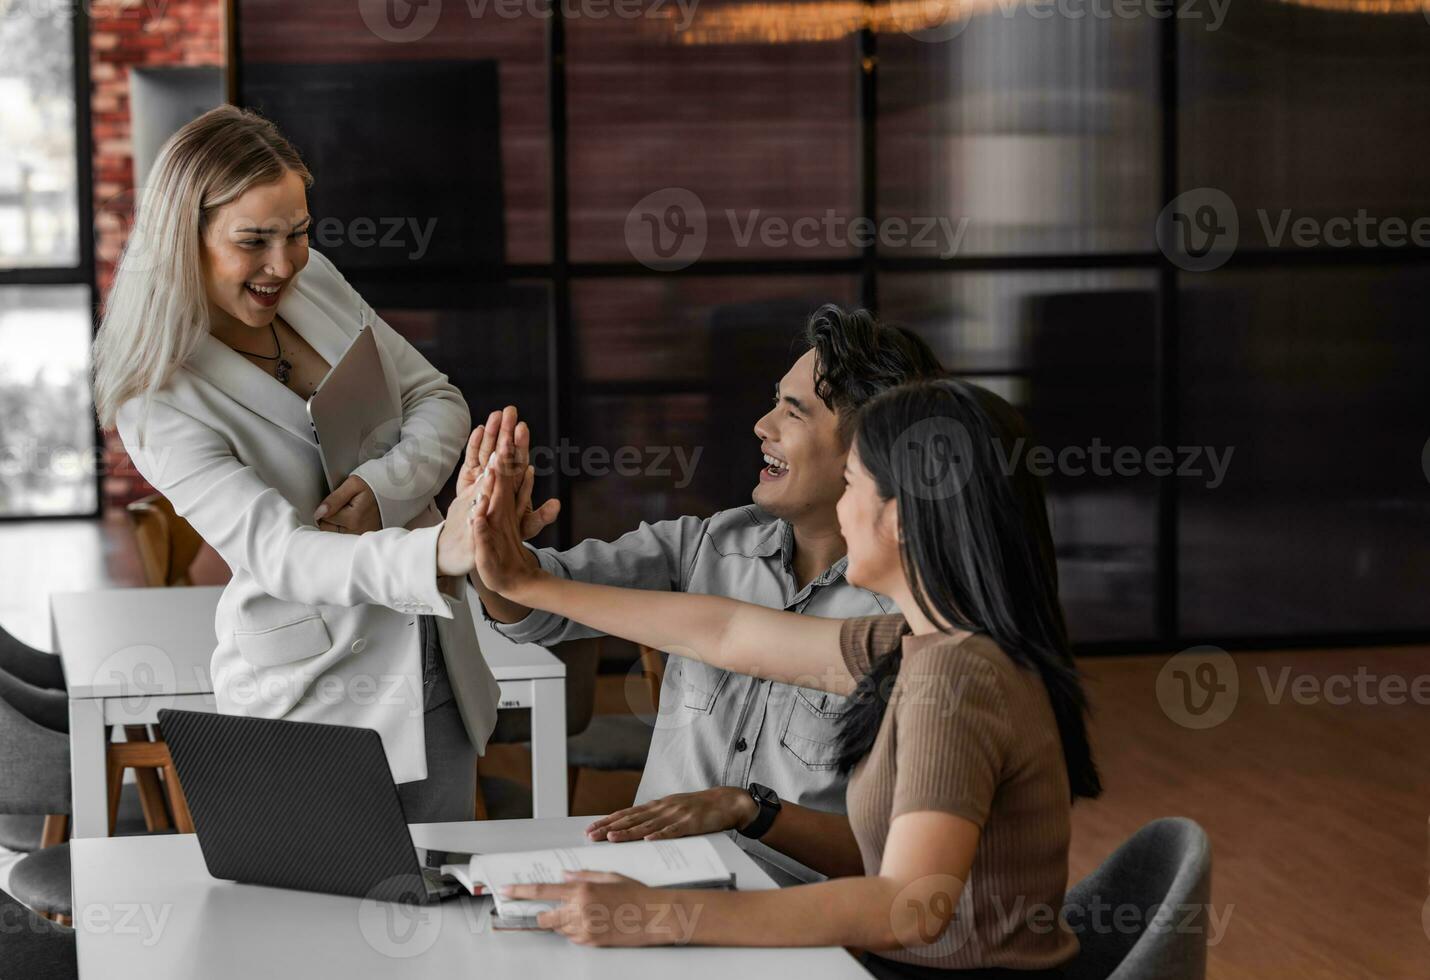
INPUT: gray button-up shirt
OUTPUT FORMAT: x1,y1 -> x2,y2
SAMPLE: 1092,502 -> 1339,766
488,505 -> 895,881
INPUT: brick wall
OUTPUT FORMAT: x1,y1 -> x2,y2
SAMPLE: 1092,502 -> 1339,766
93,0 -> 223,508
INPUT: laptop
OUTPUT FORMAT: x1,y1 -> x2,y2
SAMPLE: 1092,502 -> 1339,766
157,708 -> 465,905
305,324 -> 402,494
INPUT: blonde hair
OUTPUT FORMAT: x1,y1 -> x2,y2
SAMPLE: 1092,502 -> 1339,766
92,104 -> 313,434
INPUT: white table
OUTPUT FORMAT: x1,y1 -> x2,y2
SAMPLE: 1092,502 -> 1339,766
51,586 -> 568,837
71,816 -> 873,979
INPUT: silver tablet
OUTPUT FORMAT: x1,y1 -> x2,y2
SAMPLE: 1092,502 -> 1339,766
305,325 -> 402,493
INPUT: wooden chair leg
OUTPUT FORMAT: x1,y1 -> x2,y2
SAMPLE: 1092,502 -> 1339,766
124,726 -> 173,832
160,761 -> 194,834
40,814 -> 67,849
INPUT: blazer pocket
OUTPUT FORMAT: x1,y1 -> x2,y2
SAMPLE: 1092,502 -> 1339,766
233,614 -> 333,668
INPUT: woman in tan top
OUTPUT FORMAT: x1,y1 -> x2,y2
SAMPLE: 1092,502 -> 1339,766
468,376 -> 1101,979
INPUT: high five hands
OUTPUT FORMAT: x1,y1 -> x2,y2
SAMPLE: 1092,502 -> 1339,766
456,406 -> 560,540
466,417 -> 547,602
436,405 -> 560,593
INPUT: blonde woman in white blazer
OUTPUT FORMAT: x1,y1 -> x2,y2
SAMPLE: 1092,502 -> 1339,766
93,106 -> 499,821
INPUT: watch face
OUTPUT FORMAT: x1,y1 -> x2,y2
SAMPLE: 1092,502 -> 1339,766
753,784 -> 778,807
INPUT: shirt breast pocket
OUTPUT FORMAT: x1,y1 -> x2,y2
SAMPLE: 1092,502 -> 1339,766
675,657 -> 731,714
233,612 -> 333,668
779,686 -> 848,771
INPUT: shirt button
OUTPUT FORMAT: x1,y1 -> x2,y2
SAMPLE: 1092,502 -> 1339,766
735,737 -> 748,752
350,637 -> 367,653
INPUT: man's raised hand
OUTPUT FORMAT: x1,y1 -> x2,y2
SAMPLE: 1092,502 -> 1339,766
456,406 -> 560,540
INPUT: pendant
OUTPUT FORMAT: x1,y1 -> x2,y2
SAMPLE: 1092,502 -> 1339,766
276,358 -> 292,383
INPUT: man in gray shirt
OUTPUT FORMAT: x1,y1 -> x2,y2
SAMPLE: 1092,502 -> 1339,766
469,305 -> 942,882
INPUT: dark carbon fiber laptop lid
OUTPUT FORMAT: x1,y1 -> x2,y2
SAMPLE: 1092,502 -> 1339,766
158,708 -> 436,904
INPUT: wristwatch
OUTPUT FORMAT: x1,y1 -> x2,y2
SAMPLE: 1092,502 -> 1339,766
738,782 -> 782,840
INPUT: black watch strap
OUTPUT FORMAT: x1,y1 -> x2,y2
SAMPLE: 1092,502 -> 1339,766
739,782 -> 781,840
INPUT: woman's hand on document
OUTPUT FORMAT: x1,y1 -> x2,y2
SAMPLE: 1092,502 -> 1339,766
500,872 -> 681,947
585,787 -> 759,843
457,406 -> 560,540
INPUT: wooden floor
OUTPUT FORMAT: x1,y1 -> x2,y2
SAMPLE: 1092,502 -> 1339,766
4,518 -> 1427,976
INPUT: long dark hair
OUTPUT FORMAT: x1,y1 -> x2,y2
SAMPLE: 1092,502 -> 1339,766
835,378 -> 1102,801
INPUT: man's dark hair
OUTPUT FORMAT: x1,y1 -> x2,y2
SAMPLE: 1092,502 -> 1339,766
801,304 -> 944,442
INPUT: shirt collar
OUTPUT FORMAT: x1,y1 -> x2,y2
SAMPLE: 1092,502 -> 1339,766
777,519 -> 852,593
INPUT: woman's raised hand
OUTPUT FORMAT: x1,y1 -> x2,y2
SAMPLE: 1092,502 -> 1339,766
468,426 -> 544,601
457,406 -> 561,540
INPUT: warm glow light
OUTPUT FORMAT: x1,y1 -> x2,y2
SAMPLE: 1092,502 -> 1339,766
656,0 -> 1430,45
1272,0 -> 1427,11
660,0 -> 999,45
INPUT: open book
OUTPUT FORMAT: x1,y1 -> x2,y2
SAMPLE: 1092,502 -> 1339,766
440,836 -> 736,929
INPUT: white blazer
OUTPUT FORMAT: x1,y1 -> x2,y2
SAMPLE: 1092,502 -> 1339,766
115,248 -> 499,783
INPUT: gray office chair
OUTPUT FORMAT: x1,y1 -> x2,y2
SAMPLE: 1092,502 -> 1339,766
1063,817 -> 1211,980
0,814 -> 47,853
0,887 -> 77,980
0,673 -> 150,923
0,664 -> 69,734
0,622 -> 66,691
565,644 -> 663,800
0,667 -> 70,855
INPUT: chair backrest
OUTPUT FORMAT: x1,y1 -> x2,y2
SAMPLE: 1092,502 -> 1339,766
0,624 -> 66,691
125,493 -> 204,587
0,665 -> 68,734
0,887 -> 77,980
1062,817 -> 1211,980
0,693 -> 71,816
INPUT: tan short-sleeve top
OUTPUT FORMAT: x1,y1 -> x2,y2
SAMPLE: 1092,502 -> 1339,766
840,615 -> 1077,972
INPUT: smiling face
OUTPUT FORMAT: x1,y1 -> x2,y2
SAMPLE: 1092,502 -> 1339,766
200,169 -> 311,333
835,440 -> 904,595
751,349 -> 850,526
